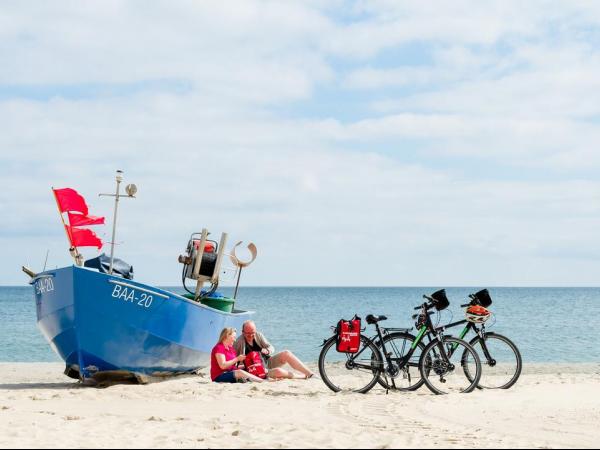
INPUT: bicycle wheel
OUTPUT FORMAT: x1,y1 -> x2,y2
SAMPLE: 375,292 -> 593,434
318,335 -> 383,393
376,332 -> 426,391
419,336 -> 481,394
466,332 -> 522,389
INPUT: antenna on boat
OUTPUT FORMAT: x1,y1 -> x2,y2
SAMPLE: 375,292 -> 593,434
99,170 -> 137,275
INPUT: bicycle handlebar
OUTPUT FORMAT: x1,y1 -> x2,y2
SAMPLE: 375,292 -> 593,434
414,301 -> 434,311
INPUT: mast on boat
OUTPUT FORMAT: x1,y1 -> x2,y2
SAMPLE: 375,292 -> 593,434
99,170 -> 137,274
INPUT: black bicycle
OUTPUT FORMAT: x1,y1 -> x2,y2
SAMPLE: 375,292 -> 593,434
318,291 -> 483,394
450,289 -> 522,389
376,289 -> 522,391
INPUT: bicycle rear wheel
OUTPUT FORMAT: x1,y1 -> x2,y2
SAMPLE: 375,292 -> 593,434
467,332 -> 522,389
377,332 -> 426,391
419,336 -> 481,394
318,335 -> 383,393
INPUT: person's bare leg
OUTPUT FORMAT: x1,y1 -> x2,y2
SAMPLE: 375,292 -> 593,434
268,367 -> 292,379
234,369 -> 265,383
269,350 -> 313,378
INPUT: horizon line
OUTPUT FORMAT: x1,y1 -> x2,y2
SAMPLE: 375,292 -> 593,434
3,284 -> 600,289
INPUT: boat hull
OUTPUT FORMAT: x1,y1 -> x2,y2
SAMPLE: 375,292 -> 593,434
33,266 -> 253,379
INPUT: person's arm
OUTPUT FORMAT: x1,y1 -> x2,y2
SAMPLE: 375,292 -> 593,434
233,336 -> 244,356
215,352 -> 245,370
257,332 -> 275,356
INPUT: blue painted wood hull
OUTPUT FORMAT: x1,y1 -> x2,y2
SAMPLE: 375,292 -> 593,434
32,266 -> 254,379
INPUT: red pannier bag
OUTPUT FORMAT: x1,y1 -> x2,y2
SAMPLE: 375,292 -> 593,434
336,315 -> 361,353
244,351 -> 267,379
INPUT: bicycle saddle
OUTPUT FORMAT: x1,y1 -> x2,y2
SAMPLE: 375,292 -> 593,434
366,314 -> 387,325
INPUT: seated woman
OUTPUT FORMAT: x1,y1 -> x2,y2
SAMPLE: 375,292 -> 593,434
211,327 -> 265,383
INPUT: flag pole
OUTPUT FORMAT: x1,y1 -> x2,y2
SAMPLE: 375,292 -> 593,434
52,187 -> 82,266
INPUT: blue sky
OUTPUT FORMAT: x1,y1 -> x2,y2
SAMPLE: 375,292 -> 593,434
1,1 -> 599,286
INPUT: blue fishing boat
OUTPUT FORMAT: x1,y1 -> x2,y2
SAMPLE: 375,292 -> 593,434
23,171 -> 257,382
30,266 -> 253,381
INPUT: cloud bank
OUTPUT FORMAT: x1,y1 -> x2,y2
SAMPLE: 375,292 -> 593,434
1,1 -> 599,286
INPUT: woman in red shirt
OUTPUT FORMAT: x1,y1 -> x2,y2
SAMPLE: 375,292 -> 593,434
211,327 -> 265,383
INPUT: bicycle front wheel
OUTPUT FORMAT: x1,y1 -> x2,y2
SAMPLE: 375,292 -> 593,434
318,335 -> 383,394
467,332 -> 522,389
419,336 -> 481,394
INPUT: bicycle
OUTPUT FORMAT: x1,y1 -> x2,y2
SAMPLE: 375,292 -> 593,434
449,289 -> 522,389
318,290 -> 483,395
378,289 -> 522,391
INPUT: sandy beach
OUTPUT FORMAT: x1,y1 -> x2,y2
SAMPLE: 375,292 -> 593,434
0,363 -> 599,448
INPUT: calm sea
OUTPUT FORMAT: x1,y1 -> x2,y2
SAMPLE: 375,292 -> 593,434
1,286 -> 598,363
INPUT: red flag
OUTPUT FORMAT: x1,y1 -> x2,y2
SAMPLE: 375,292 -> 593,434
53,188 -> 89,215
66,226 -> 103,249
68,212 -> 105,227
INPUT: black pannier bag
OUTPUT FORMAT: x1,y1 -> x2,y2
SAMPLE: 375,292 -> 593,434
336,315 -> 361,353
431,289 -> 450,311
473,289 -> 493,307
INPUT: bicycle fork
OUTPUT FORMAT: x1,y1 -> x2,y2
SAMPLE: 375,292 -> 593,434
448,324 -> 496,367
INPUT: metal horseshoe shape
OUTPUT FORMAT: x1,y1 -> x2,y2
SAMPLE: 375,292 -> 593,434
230,241 -> 257,268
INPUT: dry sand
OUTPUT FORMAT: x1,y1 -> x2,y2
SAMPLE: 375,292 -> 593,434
0,363 -> 599,449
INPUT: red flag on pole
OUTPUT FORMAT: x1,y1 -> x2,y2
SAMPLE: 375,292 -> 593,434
66,226 -> 103,249
67,212 -> 105,227
53,188 -> 89,215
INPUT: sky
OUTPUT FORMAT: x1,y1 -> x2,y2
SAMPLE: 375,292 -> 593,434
1,0 -> 600,286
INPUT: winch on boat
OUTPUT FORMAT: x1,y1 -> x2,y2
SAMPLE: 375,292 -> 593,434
177,229 -> 258,313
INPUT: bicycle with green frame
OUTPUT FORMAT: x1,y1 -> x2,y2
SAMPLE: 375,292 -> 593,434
376,289 -> 522,391
318,290 -> 483,395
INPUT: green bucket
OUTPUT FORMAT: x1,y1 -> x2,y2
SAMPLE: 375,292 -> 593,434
183,294 -> 235,313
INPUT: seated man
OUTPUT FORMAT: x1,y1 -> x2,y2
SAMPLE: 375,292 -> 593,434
234,320 -> 315,380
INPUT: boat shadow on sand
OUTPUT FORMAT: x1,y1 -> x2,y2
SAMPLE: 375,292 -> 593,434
0,372 -> 199,390
0,381 -> 82,391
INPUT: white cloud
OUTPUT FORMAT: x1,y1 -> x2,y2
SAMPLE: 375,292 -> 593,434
2,1 -> 600,286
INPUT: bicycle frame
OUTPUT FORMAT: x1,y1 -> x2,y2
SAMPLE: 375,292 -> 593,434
424,317 -> 497,366
451,320 -> 497,364
345,305 -> 454,374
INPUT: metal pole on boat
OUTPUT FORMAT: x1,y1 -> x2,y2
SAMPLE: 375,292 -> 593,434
211,232 -> 228,285
99,170 -> 137,275
233,267 -> 243,300
193,228 -> 209,299
108,170 -> 123,274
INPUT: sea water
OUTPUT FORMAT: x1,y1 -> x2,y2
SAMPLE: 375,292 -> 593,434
1,286 -> 598,363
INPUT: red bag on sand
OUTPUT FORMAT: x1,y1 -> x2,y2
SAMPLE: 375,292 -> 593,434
244,351 -> 267,379
336,316 -> 361,353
